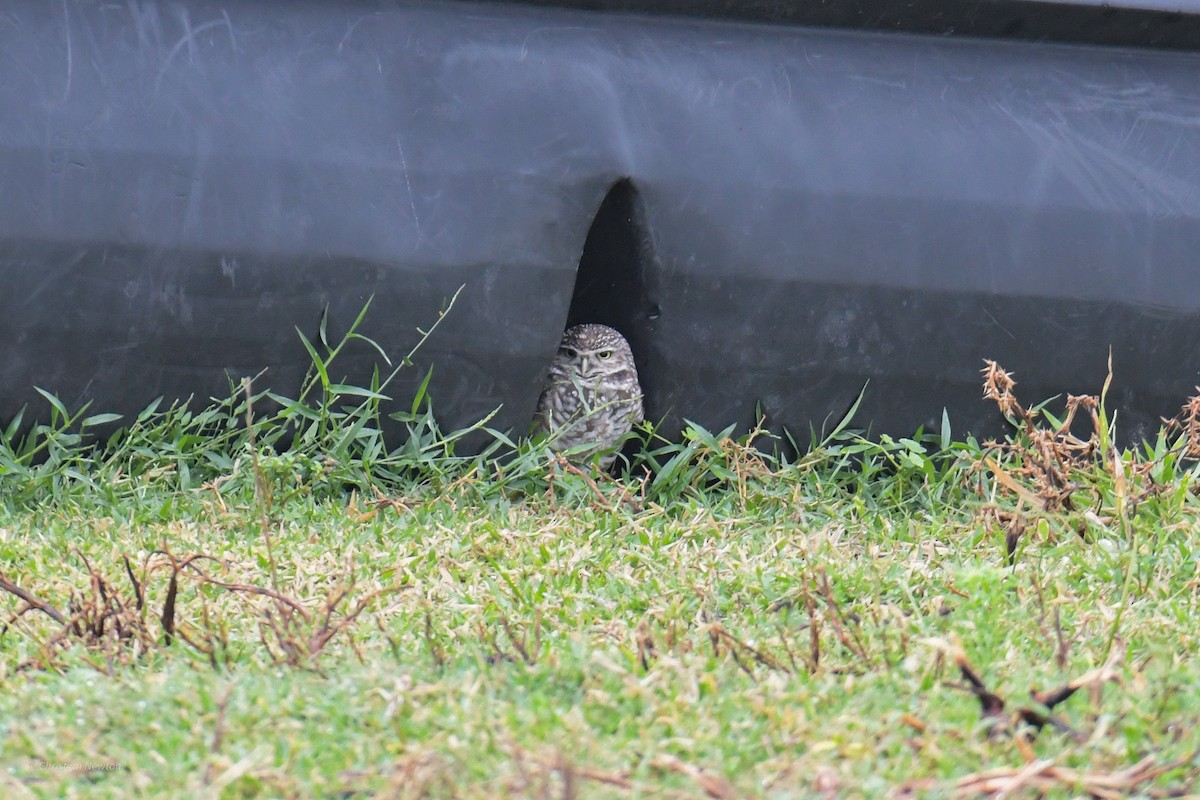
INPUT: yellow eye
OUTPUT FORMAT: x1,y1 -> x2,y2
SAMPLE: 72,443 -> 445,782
560,347 -> 579,359
597,350 -> 613,360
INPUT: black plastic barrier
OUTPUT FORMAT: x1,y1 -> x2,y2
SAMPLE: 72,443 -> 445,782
3,0 -> 1200,447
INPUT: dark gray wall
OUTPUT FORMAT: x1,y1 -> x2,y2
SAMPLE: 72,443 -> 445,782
2,0 -> 1199,445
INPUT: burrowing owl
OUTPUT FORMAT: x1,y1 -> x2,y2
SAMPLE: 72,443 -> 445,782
534,324 -> 644,468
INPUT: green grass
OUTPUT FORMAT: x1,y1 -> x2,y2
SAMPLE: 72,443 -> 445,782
2,313 -> 1199,798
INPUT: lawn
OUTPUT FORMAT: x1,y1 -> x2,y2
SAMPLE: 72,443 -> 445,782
1,343 -> 1198,798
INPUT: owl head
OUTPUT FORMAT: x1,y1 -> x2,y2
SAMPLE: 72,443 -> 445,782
556,324 -> 636,380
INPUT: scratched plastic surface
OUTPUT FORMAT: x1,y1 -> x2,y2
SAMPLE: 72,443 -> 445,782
1,0 -> 1199,446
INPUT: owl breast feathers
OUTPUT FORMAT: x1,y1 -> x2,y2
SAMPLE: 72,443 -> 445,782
534,324 -> 644,468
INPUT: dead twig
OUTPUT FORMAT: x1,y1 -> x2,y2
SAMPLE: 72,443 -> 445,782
954,755 -> 1180,799
0,571 -> 65,624
927,637 -> 1122,742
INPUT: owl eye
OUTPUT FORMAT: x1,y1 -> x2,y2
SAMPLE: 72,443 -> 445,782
596,350 -> 613,360
560,346 -> 579,359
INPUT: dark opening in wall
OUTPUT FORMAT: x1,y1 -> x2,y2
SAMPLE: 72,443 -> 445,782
566,178 -> 658,419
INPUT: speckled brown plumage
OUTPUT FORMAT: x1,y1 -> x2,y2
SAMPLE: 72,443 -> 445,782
534,324 -> 644,469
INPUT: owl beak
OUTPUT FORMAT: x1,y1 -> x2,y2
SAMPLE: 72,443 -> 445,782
579,355 -> 592,377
